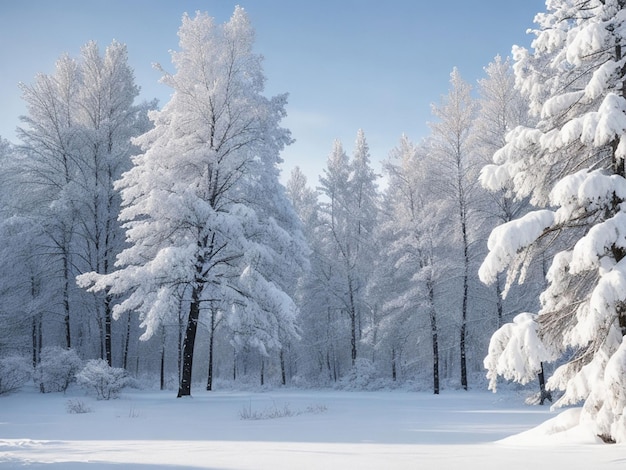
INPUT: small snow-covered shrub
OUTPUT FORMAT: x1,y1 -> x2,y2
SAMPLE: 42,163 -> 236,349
337,358 -> 377,390
0,355 -> 32,395
76,359 -> 128,400
35,346 -> 82,393
66,398 -> 92,414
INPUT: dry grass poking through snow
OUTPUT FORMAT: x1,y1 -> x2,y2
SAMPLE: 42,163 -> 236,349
239,400 -> 327,420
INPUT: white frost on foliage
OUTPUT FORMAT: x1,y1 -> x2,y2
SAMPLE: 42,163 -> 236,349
570,261 -> 626,347
566,21 -> 608,66
484,313 -> 553,392
570,212 -> 626,275
541,91 -> 584,120
479,209 -> 555,286
479,163 -> 511,192
594,93 -> 626,146
603,337 -> 626,442
585,60 -> 622,101
548,347 -> 609,408
550,168 -> 626,223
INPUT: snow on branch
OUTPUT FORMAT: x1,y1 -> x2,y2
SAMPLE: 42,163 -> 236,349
550,168 -> 626,223
479,209 -> 555,287
484,312 -> 554,392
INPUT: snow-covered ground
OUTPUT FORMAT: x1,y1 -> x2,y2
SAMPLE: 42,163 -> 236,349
0,387 -> 623,469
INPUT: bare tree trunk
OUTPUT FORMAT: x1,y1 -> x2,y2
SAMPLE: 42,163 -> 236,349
160,326 -> 166,391
177,286 -> 201,398
104,295 -> 112,366
346,275 -> 358,367
429,278 -> 440,395
538,362 -> 552,405
233,347 -> 237,381
460,211 -> 469,391
206,309 -> 216,391
495,275 -> 504,328
260,358 -> 265,386
123,313 -> 132,370
32,317 -> 38,368
280,349 -> 286,386
178,297 -> 185,383
63,245 -> 72,349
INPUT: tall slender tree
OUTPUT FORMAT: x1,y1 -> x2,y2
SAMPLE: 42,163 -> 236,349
374,135 -> 445,392
74,40 -> 142,365
317,131 -> 379,368
18,55 -> 81,350
430,68 -> 478,390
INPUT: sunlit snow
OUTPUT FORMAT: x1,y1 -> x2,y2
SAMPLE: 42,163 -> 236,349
0,387 -> 624,469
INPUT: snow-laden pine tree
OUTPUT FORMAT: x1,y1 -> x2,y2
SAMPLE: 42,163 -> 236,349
78,7 -> 306,397
480,0 -> 626,442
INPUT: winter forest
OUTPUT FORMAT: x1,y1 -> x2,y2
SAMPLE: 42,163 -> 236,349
2,0 -> 626,446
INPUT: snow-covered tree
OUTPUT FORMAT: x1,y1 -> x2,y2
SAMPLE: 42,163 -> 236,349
480,0 -> 626,442
0,139 -> 38,357
484,312 -> 555,404
16,40 -> 146,364
286,167 -> 342,382
18,54 -> 82,350
430,68 -> 479,390
74,40 -> 143,365
78,8 -> 306,397
474,55 -> 540,330
317,131 -> 379,369
374,135 -> 446,392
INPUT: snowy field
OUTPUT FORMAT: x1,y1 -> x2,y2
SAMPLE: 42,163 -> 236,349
1,387 -> 624,469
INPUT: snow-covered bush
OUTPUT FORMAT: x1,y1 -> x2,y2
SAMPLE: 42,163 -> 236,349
66,399 -> 92,414
0,355 -> 32,395
337,358 -> 377,390
76,359 -> 128,400
35,347 -> 82,393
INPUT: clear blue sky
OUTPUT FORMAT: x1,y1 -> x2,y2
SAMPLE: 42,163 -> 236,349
0,1 -> 546,184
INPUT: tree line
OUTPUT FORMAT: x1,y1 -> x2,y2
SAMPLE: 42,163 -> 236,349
1,1 -> 626,443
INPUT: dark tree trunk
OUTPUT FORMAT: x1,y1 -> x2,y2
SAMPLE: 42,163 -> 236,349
63,249 -> 71,349
460,213 -> 469,391
160,330 -> 166,391
280,349 -> 286,386
123,312 -> 132,370
260,359 -> 265,386
391,347 -> 397,381
233,348 -> 237,381
31,317 -> 38,368
495,275 -> 504,328
429,278 -> 440,395
177,286 -> 201,398
348,279 -> 358,366
538,362 -> 552,405
206,309 -> 216,391
178,297 -> 185,383
104,295 -> 112,366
